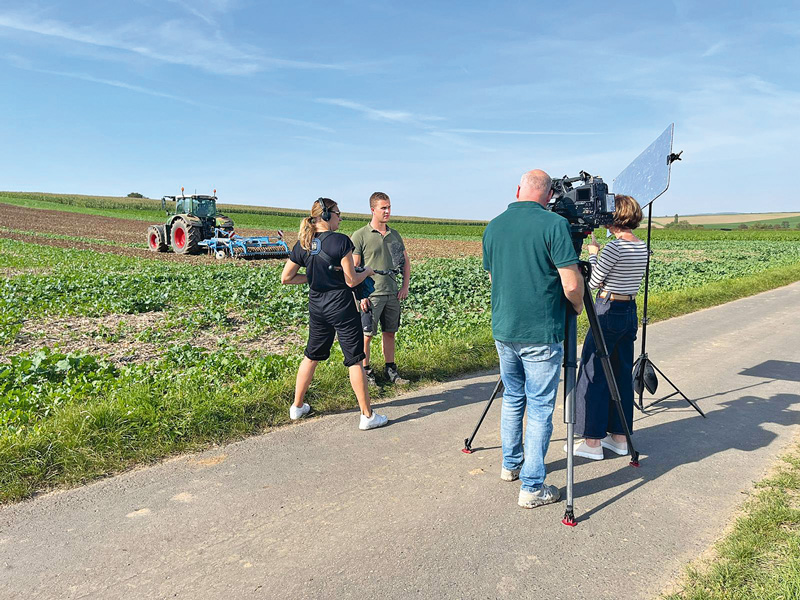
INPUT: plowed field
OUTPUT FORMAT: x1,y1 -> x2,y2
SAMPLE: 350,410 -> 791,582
0,202 -> 481,260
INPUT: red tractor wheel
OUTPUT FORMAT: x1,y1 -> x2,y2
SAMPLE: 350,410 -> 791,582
147,225 -> 167,252
171,219 -> 202,255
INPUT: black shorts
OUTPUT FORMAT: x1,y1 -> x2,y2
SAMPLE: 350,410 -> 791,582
305,289 -> 365,367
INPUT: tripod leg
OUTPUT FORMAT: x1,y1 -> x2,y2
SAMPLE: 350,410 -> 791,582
646,361 -> 706,417
562,310 -> 578,527
581,283 -> 640,467
462,376 -> 504,453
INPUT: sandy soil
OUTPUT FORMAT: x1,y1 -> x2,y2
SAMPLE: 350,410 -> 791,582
3,311 -> 303,365
651,212 -> 800,226
0,202 -> 481,260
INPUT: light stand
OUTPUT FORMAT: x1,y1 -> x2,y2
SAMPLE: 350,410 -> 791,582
631,157 -> 705,417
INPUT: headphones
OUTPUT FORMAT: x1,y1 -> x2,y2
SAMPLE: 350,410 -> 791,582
316,197 -> 332,222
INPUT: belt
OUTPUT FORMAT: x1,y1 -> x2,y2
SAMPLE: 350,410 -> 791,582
598,290 -> 635,301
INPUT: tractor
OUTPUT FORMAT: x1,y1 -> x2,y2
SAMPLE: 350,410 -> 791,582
146,188 -> 290,259
147,188 -> 233,255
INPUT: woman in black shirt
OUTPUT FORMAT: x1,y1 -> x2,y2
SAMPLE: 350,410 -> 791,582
281,198 -> 388,430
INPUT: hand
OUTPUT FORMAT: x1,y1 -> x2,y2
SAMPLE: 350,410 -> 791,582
397,286 -> 409,301
587,233 -> 600,256
360,298 -> 371,312
572,301 -> 584,316
363,266 -> 375,277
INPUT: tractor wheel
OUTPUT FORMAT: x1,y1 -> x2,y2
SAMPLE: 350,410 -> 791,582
171,219 -> 202,255
147,225 -> 167,252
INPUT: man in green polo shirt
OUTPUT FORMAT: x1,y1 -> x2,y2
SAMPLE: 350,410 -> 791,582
352,192 -> 411,385
482,169 -> 584,510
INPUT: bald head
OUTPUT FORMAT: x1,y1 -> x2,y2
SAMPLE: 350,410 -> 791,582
517,169 -> 553,206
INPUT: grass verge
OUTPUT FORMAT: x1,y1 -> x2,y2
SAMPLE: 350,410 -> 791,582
663,443 -> 800,600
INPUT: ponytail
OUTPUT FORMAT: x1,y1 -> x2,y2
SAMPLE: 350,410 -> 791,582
298,197 -> 339,250
298,216 -> 316,251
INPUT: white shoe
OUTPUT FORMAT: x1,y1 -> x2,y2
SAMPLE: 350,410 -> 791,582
289,403 -> 310,420
500,467 -> 521,482
359,412 -> 388,430
563,439 -> 604,460
601,434 -> 628,456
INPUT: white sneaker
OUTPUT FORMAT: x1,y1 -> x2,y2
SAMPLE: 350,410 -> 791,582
500,467 -> 521,482
563,439 -> 604,460
289,403 -> 310,420
601,434 -> 628,456
359,412 -> 388,430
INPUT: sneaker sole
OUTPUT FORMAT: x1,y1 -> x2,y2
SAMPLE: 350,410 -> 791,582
518,494 -> 561,508
601,440 -> 628,456
359,419 -> 388,431
564,443 -> 604,460
500,471 -> 520,482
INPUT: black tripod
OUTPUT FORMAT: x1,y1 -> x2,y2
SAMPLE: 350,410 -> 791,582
462,261 -> 639,526
631,201 -> 705,417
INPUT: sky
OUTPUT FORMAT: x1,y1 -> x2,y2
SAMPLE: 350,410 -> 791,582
1,1 -> 799,219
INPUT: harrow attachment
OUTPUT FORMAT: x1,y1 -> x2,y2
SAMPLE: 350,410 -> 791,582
200,229 -> 290,260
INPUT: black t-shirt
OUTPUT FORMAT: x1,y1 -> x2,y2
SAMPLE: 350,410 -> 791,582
289,232 -> 355,293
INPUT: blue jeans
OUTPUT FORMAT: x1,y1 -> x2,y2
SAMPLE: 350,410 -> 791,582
495,340 -> 563,492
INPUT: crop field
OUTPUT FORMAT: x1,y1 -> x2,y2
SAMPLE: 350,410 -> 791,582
2,197 -> 800,502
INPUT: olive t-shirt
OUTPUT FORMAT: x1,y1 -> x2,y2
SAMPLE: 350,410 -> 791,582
482,201 -> 578,344
351,224 -> 406,296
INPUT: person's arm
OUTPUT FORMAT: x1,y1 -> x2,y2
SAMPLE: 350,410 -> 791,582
353,254 -> 362,268
280,259 -> 307,285
587,239 -> 619,290
341,251 -> 374,287
558,264 -> 584,315
398,250 -> 410,300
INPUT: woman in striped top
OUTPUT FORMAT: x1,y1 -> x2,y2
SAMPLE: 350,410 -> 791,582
569,195 -> 648,460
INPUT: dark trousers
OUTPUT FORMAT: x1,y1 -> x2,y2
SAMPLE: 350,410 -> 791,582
575,296 -> 638,439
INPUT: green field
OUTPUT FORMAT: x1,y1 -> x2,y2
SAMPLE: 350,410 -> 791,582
3,192 -> 800,502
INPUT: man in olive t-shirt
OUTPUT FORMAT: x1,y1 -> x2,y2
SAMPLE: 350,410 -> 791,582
482,169 -> 584,509
352,192 -> 411,385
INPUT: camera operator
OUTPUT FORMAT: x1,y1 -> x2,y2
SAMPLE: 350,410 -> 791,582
280,198 -> 388,431
483,169 -> 584,509
569,195 -> 647,459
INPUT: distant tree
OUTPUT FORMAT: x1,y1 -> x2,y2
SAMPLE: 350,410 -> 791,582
738,223 -> 749,230
127,192 -> 145,198
796,222 -> 800,229
781,221 -> 790,229
665,220 -> 695,230
673,213 -> 679,223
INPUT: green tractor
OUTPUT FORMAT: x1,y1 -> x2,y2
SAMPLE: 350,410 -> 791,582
147,188 -> 234,254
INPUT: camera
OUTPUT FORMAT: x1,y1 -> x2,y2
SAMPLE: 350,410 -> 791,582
548,171 -> 616,237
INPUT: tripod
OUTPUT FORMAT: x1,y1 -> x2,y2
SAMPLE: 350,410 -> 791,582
632,202 -> 705,417
462,261 -> 639,526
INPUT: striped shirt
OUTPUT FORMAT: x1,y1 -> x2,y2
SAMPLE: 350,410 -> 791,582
588,239 -> 649,295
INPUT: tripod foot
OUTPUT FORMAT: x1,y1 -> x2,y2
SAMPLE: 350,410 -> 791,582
562,508 -> 577,527
629,452 -> 640,468
462,439 -> 473,454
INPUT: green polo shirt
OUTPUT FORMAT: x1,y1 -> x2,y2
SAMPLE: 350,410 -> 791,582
351,224 -> 406,296
482,201 -> 578,344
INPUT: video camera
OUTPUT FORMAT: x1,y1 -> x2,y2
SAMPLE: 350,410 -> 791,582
547,171 -> 616,251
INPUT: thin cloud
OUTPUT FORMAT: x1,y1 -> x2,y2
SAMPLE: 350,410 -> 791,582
7,59 -> 335,132
701,41 -> 727,57
316,98 -> 443,125
448,128 -> 602,136
0,11 -> 348,75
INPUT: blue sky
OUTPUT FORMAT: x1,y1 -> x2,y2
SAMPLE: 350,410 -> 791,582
1,1 -> 798,219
